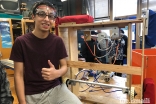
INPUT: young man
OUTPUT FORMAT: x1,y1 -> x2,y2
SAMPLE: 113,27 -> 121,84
108,29 -> 128,77
80,31 -> 101,63
10,1 -> 82,104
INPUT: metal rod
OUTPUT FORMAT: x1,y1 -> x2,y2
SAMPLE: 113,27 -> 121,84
94,0 -> 95,18
80,26 -> 119,31
69,79 -> 129,90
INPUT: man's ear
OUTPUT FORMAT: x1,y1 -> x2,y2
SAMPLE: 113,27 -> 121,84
31,14 -> 35,20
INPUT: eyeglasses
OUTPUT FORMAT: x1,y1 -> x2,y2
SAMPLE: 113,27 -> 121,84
36,11 -> 55,20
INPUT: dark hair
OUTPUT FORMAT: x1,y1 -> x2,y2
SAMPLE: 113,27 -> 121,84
120,29 -> 124,34
31,0 -> 56,16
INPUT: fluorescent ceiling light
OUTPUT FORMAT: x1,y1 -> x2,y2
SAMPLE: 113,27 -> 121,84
61,0 -> 67,2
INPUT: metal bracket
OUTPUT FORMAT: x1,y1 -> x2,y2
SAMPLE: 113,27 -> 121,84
144,9 -> 149,35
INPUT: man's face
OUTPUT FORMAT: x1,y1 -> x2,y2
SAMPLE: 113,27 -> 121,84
97,30 -> 101,33
33,5 -> 55,32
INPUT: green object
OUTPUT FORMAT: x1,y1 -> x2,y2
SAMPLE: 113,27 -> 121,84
0,13 -> 22,19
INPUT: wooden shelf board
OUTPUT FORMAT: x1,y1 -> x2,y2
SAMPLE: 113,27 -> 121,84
59,18 -> 143,28
67,61 -> 142,75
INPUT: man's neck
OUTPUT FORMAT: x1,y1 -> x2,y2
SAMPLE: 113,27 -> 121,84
32,29 -> 49,39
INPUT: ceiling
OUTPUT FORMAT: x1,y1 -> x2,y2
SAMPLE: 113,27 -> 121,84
20,0 -> 62,10
20,0 -> 65,17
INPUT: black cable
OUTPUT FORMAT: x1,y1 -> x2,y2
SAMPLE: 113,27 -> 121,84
79,86 -> 91,92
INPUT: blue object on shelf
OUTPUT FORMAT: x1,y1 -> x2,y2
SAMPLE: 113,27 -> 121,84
0,13 -> 22,19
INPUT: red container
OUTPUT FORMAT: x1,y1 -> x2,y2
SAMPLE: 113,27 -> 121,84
132,48 -> 156,101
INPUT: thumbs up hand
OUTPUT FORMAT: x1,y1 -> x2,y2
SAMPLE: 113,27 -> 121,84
41,60 -> 60,81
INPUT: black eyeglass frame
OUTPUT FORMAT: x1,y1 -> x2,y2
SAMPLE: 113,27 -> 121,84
35,11 -> 56,20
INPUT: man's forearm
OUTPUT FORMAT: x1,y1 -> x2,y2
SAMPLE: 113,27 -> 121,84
57,65 -> 68,77
14,75 -> 26,104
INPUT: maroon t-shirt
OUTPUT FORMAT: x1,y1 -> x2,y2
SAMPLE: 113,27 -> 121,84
10,33 -> 68,95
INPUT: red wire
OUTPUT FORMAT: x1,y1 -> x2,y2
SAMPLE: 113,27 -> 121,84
83,37 -> 119,65
113,43 -> 119,64
83,38 -> 102,63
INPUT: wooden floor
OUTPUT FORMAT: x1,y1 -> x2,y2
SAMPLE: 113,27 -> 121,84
6,69 -> 141,104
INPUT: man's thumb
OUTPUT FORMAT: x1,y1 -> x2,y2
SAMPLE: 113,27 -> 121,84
48,60 -> 54,68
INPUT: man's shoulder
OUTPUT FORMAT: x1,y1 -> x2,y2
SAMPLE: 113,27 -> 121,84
16,33 -> 31,40
50,34 -> 63,41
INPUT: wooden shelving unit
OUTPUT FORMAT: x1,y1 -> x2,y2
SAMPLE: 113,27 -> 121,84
58,18 -> 144,103
0,18 -> 13,59
21,19 -> 34,35
21,19 -> 55,35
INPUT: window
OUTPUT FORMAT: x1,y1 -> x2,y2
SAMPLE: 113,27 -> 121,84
86,0 -> 109,19
113,0 -> 137,17
142,0 -> 156,11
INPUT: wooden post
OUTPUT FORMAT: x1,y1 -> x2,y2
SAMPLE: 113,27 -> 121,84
59,26 -> 79,96
140,18 -> 146,100
127,23 -> 132,101
58,27 -> 71,79
21,19 -> 25,35
68,27 -> 79,96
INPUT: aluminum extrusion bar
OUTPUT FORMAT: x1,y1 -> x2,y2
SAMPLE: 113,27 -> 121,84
68,79 -> 128,90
